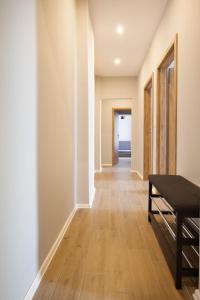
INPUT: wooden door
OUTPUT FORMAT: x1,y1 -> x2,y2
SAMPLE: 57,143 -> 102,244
157,35 -> 178,175
144,76 -> 154,180
114,112 -> 119,164
112,108 -> 131,165
159,68 -> 168,174
167,67 -> 176,174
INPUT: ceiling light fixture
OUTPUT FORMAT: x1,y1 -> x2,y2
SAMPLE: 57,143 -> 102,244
116,25 -> 124,35
114,58 -> 121,65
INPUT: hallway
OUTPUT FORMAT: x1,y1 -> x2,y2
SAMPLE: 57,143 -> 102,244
1,1 -> 200,299
34,166 -> 196,300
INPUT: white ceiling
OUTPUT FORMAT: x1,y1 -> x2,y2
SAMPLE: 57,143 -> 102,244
89,0 -> 168,77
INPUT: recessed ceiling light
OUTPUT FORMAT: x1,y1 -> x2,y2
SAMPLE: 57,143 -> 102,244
116,25 -> 124,35
114,58 -> 121,65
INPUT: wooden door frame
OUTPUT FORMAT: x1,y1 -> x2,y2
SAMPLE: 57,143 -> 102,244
112,107 -> 132,165
143,74 -> 154,180
156,34 -> 178,174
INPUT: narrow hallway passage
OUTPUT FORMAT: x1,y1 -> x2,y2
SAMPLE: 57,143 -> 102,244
1,1 -> 200,299
34,166 -> 196,300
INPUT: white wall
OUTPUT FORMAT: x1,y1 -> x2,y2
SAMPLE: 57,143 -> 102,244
101,76 -> 137,99
38,0 -> 77,271
0,1 -> 38,299
119,115 -> 132,141
95,76 -> 137,169
76,0 -> 95,205
88,14 -> 95,205
136,0 -> 200,186
95,76 -> 102,171
0,0 -> 80,298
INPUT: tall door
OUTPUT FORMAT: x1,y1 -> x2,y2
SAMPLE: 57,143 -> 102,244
114,112 -> 119,164
157,37 -> 177,176
144,78 -> 153,180
167,67 -> 176,174
159,64 -> 176,175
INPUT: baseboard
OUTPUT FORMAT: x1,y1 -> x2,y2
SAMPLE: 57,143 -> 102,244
101,164 -> 112,167
90,188 -> 96,207
76,187 -> 96,209
76,189 -> 96,209
24,207 -> 77,300
76,203 -> 91,209
130,169 -> 143,180
95,168 -> 102,173
193,290 -> 200,300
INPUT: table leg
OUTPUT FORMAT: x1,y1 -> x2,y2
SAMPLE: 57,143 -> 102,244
148,181 -> 152,223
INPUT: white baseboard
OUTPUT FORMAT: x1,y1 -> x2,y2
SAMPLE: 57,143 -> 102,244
130,169 -> 143,180
24,207 -> 77,300
76,203 -> 91,209
193,290 -> 200,300
76,188 -> 96,209
90,188 -> 96,207
95,168 -> 102,173
101,163 -> 112,167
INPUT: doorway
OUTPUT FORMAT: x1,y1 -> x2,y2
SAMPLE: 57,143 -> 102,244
157,35 -> 178,174
112,108 -> 132,166
143,75 -> 154,180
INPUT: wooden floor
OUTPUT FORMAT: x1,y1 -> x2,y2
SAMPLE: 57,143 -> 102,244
34,158 -> 197,300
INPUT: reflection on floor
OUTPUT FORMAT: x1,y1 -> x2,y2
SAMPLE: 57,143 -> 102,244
34,165 -> 197,300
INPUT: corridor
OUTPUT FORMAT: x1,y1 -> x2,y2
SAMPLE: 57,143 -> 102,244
1,0 -> 200,299
34,166 -> 196,300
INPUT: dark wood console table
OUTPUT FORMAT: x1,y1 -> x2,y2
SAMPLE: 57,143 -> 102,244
148,175 -> 199,289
